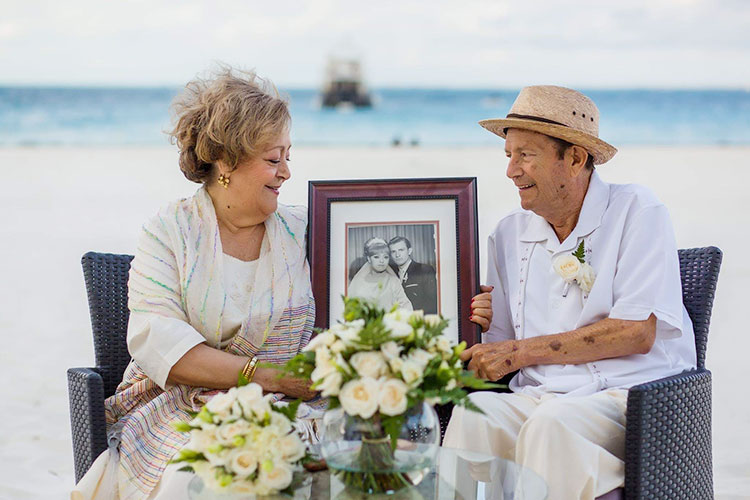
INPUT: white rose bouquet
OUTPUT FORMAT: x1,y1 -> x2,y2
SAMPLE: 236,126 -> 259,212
171,383 -> 309,496
282,296 -> 498,493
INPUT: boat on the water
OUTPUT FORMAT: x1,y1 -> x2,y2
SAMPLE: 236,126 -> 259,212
321,57 -> 372,108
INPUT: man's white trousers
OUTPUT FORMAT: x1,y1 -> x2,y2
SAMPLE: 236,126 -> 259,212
443,389 -> 628,500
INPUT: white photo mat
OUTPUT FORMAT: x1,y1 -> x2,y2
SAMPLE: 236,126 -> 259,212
329,198 -> 459,343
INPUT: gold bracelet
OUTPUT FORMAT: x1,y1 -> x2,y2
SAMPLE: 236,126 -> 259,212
241,356 -> 258,381
248,358 -> 259,383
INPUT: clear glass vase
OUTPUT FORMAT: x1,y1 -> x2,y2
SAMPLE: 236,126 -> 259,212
319,401 -> 441,494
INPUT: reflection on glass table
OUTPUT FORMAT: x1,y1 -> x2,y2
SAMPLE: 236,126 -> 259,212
187,446 -> 547,500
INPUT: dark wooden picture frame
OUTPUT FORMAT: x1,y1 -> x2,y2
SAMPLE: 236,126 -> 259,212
307,177 -> 481,346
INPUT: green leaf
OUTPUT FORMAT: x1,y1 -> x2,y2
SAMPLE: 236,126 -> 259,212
218,472 -> 233,487
270,398 -> 301,422
170,449 -> 207,464
171,421 -> 193,433
461,397 -> 485,414
458,370 -> 505,389
381,414 -> 406,450
422,317 -> 450,340
354,317 -> 392,348
343,296 -> 385,323
237,370 -> 250,387
197,406 -> 214,424
280,351 -> 315,380
454,341 -> 467,357
176,465 -> 195,473
207,444 -> 224,455
573,240 -> 586,263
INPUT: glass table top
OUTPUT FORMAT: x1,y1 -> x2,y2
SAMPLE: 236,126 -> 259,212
188,446 -> 547,499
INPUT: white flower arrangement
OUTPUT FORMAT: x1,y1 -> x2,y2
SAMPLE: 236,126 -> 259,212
281,297 -> 498,494
283,297 -> 496,440
171,383 -> 308,496
553,240 -> 596,295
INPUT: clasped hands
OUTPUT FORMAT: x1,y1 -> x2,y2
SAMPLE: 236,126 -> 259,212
466,284 -> 524,381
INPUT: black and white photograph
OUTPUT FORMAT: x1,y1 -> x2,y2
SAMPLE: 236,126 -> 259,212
345,222 -> 440,314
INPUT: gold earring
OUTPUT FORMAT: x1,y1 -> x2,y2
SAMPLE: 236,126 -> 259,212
217,173 -> 230,188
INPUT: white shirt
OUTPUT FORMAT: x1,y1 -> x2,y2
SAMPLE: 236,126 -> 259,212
397,260 -> 412,282
127,253 -> 258,389
484,171 -> 696,397
221,253 -> 259,345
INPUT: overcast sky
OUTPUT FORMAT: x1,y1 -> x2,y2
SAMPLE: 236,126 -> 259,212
1,0 -> 749,88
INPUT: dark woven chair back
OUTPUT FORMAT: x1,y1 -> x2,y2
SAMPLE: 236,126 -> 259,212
81,252 -> 134,398
678,247 -> 722,369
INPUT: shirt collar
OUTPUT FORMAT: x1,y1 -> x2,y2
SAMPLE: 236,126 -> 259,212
519,171 -> 610,251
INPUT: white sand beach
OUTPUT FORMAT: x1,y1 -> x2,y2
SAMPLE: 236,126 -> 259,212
0,145 -> 748,499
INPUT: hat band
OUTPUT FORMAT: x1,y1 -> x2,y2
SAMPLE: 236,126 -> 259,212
506,113 -> 568,127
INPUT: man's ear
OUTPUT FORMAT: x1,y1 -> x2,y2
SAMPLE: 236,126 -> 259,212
568,145 -> 589,176
408,247 -> 413,256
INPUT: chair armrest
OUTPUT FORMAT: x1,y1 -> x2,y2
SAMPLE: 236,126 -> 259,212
625,369 -> 713,500
68,367 -> 108,483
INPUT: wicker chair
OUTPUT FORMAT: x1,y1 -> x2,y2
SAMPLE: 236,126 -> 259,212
623,246 -> 721,499
68,248 -> 722,496
436,246 -> 722,500
68,252 -> 133,483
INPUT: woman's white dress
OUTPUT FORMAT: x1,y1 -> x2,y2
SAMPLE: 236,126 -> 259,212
348,262 -> 413,311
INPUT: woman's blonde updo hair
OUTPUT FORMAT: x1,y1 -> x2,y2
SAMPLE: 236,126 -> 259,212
364,237 -> 389,258
168,67 -> 290,183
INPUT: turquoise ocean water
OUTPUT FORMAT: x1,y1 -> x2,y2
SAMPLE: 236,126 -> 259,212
1,87 -> 749,146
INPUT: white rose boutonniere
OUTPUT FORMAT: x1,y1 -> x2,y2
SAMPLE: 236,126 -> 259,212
552,254 -> 581,283
553,240 -> 596,296
576,262 -> 596,293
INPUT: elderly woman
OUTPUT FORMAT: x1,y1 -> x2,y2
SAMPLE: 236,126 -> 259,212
348,237 -> 413,311
73,69 -> 317,500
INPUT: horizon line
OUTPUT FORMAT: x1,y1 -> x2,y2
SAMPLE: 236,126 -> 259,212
1,83 -> 749,92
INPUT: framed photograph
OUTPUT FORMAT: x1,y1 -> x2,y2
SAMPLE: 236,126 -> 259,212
308,178 -> 481,346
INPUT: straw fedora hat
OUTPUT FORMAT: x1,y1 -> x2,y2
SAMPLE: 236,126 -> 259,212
479,85 -> 617,165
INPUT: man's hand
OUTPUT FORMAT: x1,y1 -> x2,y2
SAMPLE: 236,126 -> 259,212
470,285 -> 494,332
460,340 -> 523,381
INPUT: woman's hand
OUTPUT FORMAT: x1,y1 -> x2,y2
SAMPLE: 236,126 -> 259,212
274,375 -> 318,401
255,366 -> 317,400
470,285 -> 494,332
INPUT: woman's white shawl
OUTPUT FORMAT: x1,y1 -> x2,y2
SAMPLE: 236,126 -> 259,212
75,187 -> 316,500
128,186 -> 313,363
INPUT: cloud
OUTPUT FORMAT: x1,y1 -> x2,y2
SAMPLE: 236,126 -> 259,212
0,0 -> 747,87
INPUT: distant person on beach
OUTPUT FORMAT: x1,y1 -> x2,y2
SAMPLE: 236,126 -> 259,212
73,68 -> 320,499
450,86 -> 697,500
388,236 -> 438,313
348,237 -> 413,311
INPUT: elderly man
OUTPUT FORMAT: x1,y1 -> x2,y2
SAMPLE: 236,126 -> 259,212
449,86 -> 696,500
388,236 -> 438,313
